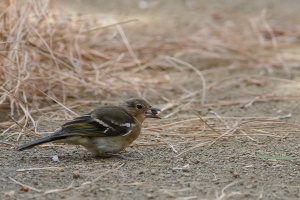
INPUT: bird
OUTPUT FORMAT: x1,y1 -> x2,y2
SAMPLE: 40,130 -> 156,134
16,98 -> 160,160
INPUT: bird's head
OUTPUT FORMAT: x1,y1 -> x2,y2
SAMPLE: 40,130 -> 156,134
120,98 -> 161,123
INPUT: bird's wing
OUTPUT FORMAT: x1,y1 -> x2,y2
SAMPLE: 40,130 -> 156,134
52,106 -> 136,138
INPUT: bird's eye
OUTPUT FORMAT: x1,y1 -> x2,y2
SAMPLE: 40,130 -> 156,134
136,104 -> 143,109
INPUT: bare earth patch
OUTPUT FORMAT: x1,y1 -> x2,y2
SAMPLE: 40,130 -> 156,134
1,0 -> 300,199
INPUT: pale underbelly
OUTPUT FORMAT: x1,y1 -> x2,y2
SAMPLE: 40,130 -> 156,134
60,136 -> 130,155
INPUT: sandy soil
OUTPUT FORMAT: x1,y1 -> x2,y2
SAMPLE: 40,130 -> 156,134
1,0 -> 300,199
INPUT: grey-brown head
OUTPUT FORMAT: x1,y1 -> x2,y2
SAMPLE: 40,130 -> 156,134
120,98 -> 160,123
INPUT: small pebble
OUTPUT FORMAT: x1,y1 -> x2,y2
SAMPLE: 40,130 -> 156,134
52,155 -> 59,162
73,170 -> 80,179
139,1 -> 148,9
146,193 -> 155,199
4,190 -> 15,197
150,169 -> 157,175
182,168 -> 190,172
20,186 -> 29,192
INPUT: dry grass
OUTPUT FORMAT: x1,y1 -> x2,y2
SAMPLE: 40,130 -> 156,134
1,0 -> 300,149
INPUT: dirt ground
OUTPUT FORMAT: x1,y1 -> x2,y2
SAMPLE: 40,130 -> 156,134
1,0 -> 300,199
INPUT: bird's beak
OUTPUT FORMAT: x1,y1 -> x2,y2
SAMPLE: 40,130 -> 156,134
145,106 -> 161,119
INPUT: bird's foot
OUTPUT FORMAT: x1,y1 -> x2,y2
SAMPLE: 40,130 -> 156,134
97,153 -> 142,160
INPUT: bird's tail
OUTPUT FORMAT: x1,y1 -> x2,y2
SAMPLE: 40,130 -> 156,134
16,135 -> 58,151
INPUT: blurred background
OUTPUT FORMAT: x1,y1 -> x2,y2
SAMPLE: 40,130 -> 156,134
1,1 -> 300,199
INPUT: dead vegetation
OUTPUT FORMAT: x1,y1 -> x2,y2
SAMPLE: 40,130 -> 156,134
1,0 -> 300,155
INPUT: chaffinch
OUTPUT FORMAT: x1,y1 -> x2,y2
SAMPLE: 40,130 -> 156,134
17,98 -> 160,160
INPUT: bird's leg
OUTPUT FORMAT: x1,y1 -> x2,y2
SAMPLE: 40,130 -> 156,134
98,152 -> 143,160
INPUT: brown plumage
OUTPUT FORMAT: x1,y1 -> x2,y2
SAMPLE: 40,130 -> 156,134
16,99 -> 160,160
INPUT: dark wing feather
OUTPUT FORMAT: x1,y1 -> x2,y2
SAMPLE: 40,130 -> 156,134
51,106 -> 135,138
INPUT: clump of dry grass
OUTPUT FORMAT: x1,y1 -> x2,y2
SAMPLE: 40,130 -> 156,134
0,0 -> 168,133
1,0 -> 300,145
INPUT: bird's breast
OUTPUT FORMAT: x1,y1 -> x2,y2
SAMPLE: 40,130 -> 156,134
123,125 -> 142,145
